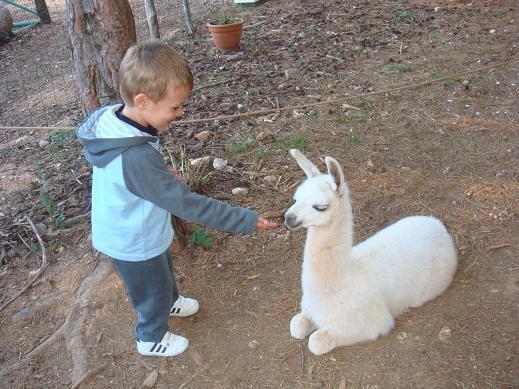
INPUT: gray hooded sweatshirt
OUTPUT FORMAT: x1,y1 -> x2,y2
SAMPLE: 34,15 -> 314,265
76,104 -> 258,261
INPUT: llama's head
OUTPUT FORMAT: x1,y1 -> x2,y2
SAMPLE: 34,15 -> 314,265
284,149 -> 349,230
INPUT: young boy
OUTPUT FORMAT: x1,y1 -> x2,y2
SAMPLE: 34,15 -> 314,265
76,39 -> 278,357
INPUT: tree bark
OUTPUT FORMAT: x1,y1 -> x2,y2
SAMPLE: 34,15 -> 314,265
65,0 -> 136,115
34,0 -> 51,24
144,0 -> 160,39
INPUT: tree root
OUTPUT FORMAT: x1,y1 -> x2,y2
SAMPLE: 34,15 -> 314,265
0,256 -> 114,385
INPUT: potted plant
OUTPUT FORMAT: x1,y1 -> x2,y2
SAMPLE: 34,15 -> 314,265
207,12 -> 244,52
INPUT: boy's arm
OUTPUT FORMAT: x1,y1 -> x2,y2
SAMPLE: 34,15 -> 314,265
122,144 -> 258,234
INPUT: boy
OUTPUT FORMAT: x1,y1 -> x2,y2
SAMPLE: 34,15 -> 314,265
76,39 -> 278,357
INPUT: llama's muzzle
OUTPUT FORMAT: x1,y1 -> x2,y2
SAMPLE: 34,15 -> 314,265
284,213 -> 303,229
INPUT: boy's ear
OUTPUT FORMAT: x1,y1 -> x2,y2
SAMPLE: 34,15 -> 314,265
134,93 -> 150,109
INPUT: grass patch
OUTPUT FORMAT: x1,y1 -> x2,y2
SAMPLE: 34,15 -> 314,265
39,187 -> 68,229
388,63 -> 412,73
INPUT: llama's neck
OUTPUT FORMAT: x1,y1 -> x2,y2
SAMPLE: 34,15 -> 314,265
301,198 -> 354,295
304,199 -> 354,266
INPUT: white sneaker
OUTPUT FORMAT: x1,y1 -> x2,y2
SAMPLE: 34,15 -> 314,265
170,295 -> 199,317
137,331 -> 188,356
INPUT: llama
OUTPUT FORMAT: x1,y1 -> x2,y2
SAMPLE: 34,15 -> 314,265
285,149 -> 457,355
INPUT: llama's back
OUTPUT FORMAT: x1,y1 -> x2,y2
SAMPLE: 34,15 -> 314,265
352,216 -> 457,317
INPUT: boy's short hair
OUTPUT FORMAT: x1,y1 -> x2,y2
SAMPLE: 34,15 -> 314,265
119,39 -> 193,105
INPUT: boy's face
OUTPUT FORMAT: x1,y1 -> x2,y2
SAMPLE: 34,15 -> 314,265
138,84 -> 191,131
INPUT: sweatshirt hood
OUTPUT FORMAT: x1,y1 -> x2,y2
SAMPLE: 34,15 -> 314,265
76,105 -> 158,168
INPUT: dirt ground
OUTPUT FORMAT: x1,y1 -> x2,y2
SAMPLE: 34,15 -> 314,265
0,0 -> 518,388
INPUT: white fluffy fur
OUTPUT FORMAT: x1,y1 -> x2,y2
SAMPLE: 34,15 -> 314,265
285,149 -> 457,355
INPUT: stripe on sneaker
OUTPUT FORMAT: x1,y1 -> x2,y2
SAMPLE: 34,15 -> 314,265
150,343 -> 158,352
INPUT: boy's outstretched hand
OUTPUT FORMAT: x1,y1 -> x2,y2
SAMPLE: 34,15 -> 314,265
256,217 -> 279,231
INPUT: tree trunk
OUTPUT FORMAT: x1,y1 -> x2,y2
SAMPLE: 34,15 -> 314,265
34,0 -> 51,24
144,0 -> 159,39
65,0 -> 136,115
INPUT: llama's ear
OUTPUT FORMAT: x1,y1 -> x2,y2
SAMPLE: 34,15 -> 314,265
325,156 -> 346,195
290,149 -> 320,178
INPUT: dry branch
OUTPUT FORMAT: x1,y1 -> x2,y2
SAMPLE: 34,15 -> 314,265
0,217 -> 48,313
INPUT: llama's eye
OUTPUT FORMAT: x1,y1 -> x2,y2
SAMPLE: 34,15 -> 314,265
313,205 -> 328,212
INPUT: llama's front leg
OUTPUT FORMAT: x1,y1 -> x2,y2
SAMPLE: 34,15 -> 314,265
308,330 -> 337,355
290,312 -> 316,339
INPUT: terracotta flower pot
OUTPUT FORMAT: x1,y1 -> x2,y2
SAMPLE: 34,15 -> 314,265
207,18 -> 244,52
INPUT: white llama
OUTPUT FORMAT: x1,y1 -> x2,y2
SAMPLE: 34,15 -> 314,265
285,149 -> 457,355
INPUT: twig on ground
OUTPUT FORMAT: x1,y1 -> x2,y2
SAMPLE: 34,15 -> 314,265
300,343 -> 305,374
488,243 -> 511,251
71,363 -> 107,389
0,217 -> 48,313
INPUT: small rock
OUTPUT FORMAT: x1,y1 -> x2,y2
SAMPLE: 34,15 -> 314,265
256,131 -> 272,142
367,159 -> 375,171
213,157 -> 228,171
38,140 -> 50,148
190,156 -> 212,168
35,223 -> 47,236
489,29 -> 496,34
140,370 -> 158,388
439,327 -> 452,341
462,79 -> 470,86
58,246 -> 65,255
232,187 -> 249,196
196,131 -> 213,142
397,332 -> 408,342
248,340 -> 259,349
263,175 -> 278,185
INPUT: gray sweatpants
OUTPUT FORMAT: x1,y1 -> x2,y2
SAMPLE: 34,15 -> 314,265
111,250 -> 179,342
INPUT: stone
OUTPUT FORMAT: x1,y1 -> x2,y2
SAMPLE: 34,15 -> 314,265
263,175 -> 277,185
140,370 -> 158,388
196,131 -> 213,142
0,2 -> 13,41
213,157 -> 228,171
439,327 -> 452,341
190,156 -> 212,168
38,140 -> 50,148
232,187 -> 249,196
256,131 -> 272,142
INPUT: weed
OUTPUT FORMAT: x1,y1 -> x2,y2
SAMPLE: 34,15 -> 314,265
252,148 -> 268,160
349,132 -> 362,144
46,149 -> 72,160
443,76 -> 465,87
39,187 -> 68,229
189,226 -> 214,249
50,130 -> 72,147
305,111 -> 320,120
279,135 -> 309,150
230,141 -> 254,153
397,11 -> 412,21
337,112 -> 366,124
388,63 -> 412,73
210,70 -> 221,78
324,58 -> 334,66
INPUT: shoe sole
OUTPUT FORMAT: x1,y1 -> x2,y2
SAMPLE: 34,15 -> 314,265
138,342 -> 189,357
